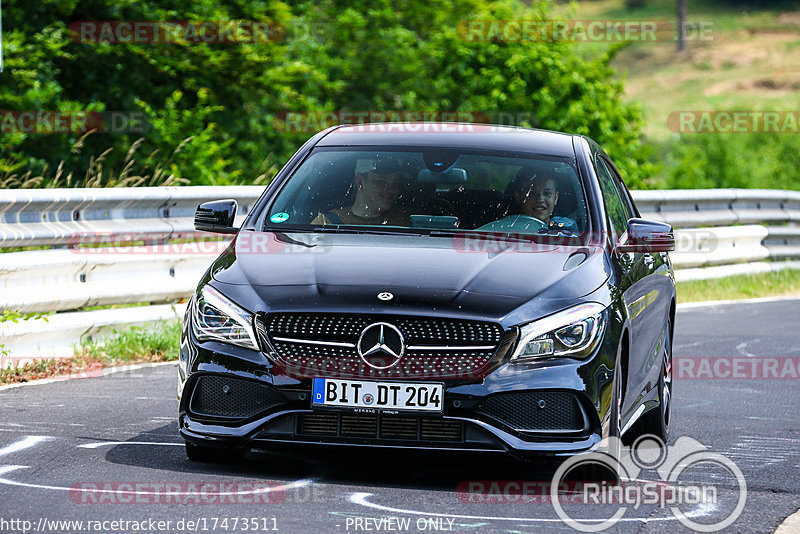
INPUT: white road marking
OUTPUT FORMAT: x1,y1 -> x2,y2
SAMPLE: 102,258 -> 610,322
0,466 -> 313,496
349,489 -> 714,523
0,422 -> 84,427
0,465 -> 26,476
722,435 -> 800,469
776,508 -> 800,534
79,441 -> 184,449
678,295 -> 800,310
0,436 -> 51,457
735,341 -> 759,357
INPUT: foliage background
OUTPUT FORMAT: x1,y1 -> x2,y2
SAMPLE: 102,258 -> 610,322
1,0 -> 798,190
0,0 -> 654,188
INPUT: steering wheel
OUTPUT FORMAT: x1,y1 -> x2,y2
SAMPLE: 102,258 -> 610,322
477,215 -> 547,232
420,197 -> 457,217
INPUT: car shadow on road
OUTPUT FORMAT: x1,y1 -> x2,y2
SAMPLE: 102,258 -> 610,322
102,423 -> 562,491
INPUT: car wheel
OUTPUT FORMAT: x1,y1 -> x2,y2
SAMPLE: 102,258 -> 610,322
585,345 -> 623,482
636,318 -> 672,442
185,442 -> 242,463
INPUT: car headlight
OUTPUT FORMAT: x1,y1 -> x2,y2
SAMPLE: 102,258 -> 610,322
511,302 -> 607,362
191,286 -> 260,351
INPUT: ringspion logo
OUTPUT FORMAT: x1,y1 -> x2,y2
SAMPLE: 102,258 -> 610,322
550,436 -> 746,532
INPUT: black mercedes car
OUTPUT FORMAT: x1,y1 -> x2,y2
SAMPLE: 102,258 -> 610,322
178,123 -> 676,462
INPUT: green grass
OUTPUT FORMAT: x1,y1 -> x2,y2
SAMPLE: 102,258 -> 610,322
677,268 -> 800,303
1,137 -> 189,189
75,321 -> 182,363
572,0 -> 800,140
1,321 -> 182,384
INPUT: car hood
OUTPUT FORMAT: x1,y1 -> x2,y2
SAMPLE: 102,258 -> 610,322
209,231 -> 611,325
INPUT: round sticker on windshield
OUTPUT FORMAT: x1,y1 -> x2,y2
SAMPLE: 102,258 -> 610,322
270,212 -> 290,223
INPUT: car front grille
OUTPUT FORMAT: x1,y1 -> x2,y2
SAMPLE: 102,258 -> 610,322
189,375 -> 286,419
475,391 -> 586,433
298,413 -> 464,442
258,313 -> 504,380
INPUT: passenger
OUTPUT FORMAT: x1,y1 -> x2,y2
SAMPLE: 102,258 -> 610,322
507,167 -> 578,233
312,158 -> 410,226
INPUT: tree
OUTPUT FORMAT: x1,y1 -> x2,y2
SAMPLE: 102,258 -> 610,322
0,0 -> 654,188
677,0 -> 688,53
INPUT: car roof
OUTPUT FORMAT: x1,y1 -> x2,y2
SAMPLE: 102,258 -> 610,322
315,123 -> 578,158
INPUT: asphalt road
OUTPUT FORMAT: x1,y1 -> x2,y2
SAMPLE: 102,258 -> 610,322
0,298 -> 798,534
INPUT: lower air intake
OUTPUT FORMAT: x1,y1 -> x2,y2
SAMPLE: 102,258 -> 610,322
476,391 -> 586,433
189,375 -> 286,419
298,413 -> 463,442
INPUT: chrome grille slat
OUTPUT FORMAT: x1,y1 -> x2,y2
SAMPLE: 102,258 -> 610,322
260,313 -> 503,380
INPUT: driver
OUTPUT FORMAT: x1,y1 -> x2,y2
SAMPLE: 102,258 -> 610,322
312,157 -> 410,226
508,167 -> 578,233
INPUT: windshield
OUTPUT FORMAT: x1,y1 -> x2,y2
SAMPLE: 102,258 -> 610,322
264,147 -> 589,239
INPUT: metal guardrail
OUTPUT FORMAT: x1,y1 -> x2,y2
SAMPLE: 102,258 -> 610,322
0,186 -> 262,247
631,189 -> 800,270
1,187 -> 799,363
1,244 -> 227,313
632,189 -> 800,228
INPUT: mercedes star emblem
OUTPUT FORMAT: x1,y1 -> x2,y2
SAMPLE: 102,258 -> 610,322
357,322 -> 405,369
377,292 -> 394,301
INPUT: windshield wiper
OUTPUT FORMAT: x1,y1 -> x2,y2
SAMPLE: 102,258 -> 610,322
428,230 -> 540,243
281,225 -> 426,237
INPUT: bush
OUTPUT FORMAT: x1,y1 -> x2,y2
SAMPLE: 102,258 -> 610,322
1,0 -> 652,188
655,133 -> 800,190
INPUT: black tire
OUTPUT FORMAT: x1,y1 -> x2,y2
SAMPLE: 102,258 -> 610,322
636,318 -> 672,442
185,442 -> 242,463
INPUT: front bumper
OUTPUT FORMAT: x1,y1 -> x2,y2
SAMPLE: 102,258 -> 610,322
178,317 -> 621,458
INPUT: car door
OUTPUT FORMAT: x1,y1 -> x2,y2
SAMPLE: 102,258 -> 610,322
604,157 -> 673,402
593,155 -> 651,421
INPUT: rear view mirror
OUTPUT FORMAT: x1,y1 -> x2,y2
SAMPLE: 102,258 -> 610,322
618,218 -> 675,253
417,167 -> 467,184
194,199 -> 239,234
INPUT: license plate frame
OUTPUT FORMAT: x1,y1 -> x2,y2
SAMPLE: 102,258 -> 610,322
311,378 -> 444,413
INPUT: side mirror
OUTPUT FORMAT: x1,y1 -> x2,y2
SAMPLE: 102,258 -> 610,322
194,199 -> 238,234
618,218 -> 675,253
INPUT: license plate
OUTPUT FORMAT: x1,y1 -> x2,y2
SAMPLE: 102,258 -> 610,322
312,378 -> 444,412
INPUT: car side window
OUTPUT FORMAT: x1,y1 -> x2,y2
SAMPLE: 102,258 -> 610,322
595,157 -> 631,241
601,156 -> 638,219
